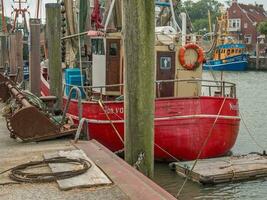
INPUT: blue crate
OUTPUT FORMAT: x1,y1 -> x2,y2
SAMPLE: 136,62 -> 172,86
65,68 -> 82,82
65,70 -> 86,98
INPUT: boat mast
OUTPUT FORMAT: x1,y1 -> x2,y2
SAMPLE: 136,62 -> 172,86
36,0 -> 42,19
11,0 -> 30,33
0,0 -> 7,33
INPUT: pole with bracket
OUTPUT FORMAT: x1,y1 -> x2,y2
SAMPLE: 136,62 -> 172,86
123,0 -> 155,178
46,3 -> 62,109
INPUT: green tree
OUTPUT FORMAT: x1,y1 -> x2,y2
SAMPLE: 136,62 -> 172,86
177,0 -> 223,33
258,21 -> 267,35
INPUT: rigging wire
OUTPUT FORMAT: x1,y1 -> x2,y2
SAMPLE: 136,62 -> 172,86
239,111 -> 266,151
176,97 -> 227,198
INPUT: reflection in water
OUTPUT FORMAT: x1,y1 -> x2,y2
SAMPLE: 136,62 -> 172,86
153,71 -> 267,199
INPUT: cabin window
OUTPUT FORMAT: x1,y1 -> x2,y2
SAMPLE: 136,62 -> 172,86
160,56 -> 171,70
231,49 -> 235,54
227,49 -> 231,55
91,39 -> 105,55
109,43 -> 119,56
235,49 -> 239,53
239,49 -> 242,53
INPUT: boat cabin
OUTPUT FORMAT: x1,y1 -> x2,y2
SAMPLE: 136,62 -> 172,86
213,44 -> 246,61
90,30 -> 202,99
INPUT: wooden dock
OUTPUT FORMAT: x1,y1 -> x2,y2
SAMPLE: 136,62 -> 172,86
0,103 -> 175,200
171,154 -> 267,185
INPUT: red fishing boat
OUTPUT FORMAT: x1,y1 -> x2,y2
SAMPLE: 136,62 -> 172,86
40,30 -> 240,161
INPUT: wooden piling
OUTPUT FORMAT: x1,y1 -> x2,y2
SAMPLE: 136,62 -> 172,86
0,32 -> 8,71
29,19 -> 41,96
114,0 -> 122,29
46,3 -> 62,109
256,42 -> 259,70
123,0 -> 155,178
9,32 -> 23,82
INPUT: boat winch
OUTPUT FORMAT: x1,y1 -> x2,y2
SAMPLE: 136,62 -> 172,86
0,73 -> 77,142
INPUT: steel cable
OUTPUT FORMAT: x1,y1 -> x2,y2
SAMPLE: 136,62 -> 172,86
0,157 -> 91,183
239,111 -> 266,151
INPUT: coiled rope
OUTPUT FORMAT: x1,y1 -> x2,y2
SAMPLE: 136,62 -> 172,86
0,157 -> 91,183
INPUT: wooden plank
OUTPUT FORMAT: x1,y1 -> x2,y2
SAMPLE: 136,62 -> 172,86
74,140 -> 176,200
44,149 -> 112,190
172,154 -> 267,184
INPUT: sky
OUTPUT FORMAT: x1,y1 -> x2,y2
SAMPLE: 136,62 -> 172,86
3,0 -> 267,21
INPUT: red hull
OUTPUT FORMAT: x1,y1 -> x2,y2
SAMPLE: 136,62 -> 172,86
41,78 -> 240,161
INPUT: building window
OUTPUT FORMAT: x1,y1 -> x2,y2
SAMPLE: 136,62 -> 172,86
244,35 -> 252,44
233,10 -> 236,14
228,19 -> 241,29
244,23 -> 248,29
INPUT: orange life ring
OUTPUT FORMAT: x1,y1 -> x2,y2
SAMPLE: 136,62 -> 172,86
179,43 -> 205,70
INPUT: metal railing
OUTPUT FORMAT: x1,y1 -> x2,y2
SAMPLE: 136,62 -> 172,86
61,86 -> 83,125
63,79 -> 237,101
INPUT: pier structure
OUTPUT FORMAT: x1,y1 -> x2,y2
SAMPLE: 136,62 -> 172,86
0,103 -> 175,200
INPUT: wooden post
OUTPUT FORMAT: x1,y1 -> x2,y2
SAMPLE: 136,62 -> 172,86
0,33 -> 8,71
46,3 -> 62,109
256,41 -> 259,70
123,0 -> 155,178
79,0 -> 91,63
29,19 -> 41,96
9,32 -> 23,82
114,0 -> 122,29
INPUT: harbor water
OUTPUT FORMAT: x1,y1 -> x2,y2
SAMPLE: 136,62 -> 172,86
153,71 -> 267,199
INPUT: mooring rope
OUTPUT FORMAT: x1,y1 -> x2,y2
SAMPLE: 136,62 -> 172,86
176,97 -> 227,198
98,100 -> 124,144
239,111 -> 266,151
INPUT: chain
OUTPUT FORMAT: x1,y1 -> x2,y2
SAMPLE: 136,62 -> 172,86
114,148 -> 124,155
133,152 -> 145,170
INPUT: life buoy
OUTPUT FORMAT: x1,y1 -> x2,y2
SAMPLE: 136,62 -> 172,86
179,43 -> 205,70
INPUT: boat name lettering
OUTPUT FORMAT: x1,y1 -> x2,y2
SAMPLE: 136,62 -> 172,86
104,107 -> 124,114
230,103 -> 239,111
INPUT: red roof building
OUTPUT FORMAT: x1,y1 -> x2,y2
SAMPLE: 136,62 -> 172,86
227,0 -> 267,52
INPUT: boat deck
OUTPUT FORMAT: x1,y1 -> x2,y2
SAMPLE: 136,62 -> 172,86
0,103 -> 175,200
170,154 -> 267,185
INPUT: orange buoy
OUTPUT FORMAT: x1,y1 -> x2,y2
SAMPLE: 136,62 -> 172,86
179,43 -> 204,70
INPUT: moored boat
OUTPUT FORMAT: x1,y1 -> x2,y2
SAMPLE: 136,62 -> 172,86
203,43 -> 248,71
41,30 -> 240,161
203,10 -> 248,71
